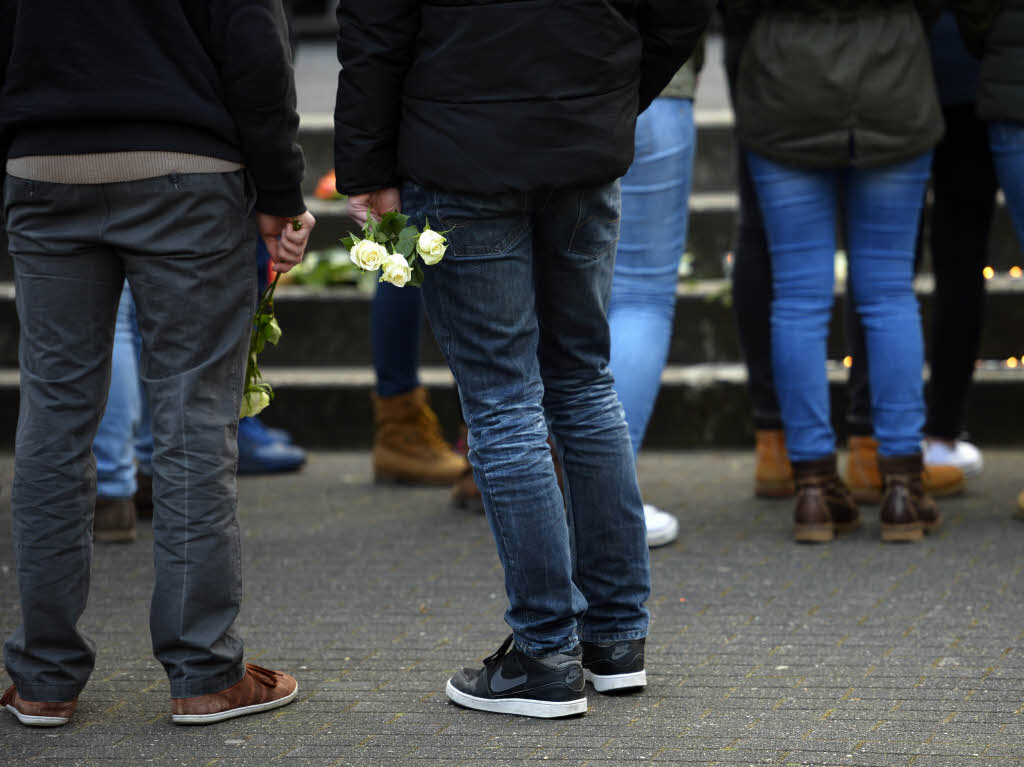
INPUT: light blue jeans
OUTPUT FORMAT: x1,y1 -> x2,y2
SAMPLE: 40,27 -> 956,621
609,98 -> 696,454
93,283 -> 141,498
989,121 -> 1024,246
404,179 -> 650,657
746,151 -> 932,462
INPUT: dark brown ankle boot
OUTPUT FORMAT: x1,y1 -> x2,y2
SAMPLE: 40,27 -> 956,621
791,455 -> 860,543
878,453 -> 935,542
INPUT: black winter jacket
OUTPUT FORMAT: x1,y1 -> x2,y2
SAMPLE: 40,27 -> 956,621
0,0 -> 305,216
333,0 -> 713,196
979,0 -> 1024,125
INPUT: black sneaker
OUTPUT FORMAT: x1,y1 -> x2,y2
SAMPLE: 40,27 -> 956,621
582,638 -> 646,693
445,635 -> 587,718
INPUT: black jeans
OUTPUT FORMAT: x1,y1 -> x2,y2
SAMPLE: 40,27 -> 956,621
923,104 -> 997,440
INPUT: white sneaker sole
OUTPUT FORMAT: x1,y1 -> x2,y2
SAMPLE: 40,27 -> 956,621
5,704 -> 69,727
646,522 -> 679,548
445,680 -> 586,718
171,684 -> 298,725
584,669 -> 647,693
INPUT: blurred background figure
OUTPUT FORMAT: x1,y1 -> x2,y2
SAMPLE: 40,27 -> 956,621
974,0 -> 1024,517
917,8 -> 998,479
731,0 -> 945,543
369,282 -> 469,489
608,43 -> 704,548
719,2 -> 793,501
91,284 -> 141,543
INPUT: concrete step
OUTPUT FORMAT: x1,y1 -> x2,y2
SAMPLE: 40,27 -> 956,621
2,277 -> 1023,369
2,193 -> 1020,284
1,363 -> 1021,450
302,194 -> 1024,280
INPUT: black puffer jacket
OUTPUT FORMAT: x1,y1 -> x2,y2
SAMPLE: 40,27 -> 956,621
333,0 -> 713,196
979,0 -> 1024,124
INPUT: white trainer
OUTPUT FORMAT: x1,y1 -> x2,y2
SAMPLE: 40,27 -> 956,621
644,504 -> 679,548
923,439 -> 983,478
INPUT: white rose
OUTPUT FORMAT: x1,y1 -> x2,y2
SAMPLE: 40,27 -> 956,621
380,254 -> 412,287
416,228 -> 447,265
239,389 -> 271,419
349,238 -> 389,271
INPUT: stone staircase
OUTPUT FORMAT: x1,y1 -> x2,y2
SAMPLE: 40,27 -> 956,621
2,111 -> 1023,449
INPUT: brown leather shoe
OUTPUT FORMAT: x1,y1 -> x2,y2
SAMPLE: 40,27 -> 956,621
878,454 -> 932,542
134,470 -> 153,520
2,685 -> 76,727
791,455 -> 860,543
372,387 -> 469,485
755,430 -> 794,498
94,497 -> 137,543
847,436 -> 964,504
171,664 -> 297,725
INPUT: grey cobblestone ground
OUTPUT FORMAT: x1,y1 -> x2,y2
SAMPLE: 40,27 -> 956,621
1,450 -> 1022,766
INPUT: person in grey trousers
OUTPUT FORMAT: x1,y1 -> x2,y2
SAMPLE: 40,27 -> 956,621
0,0 -> 314,727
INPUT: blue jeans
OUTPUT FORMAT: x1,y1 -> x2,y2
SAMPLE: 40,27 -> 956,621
93,282 -> 141,498
747,152 -> 932,461
404,180 -> 650,656
989,121 -> 1024,246
372,281 -> 422,397
609,98 -> 695,454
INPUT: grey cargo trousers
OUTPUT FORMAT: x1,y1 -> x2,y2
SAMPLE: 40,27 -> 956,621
3,171 -> 256,700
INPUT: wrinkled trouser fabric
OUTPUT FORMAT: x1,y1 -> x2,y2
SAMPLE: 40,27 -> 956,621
405,180 -> 651,657
4,171 -> 255,700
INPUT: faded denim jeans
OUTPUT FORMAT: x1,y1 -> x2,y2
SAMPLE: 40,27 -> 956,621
746,152 -> 932,462
4,171 -> 255,700
403,180 -> 651,657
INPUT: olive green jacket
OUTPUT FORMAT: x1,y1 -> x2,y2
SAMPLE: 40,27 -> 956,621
732,1 -> 945,168
660,38 -> 705,101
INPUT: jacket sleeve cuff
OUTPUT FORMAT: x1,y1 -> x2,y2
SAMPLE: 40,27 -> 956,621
254,185 -> 307,218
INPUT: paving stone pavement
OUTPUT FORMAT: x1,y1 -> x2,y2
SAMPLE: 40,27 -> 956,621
1,450 -> 1022,767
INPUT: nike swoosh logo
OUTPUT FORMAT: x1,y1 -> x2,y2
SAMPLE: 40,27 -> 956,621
611,645 -> 630,660
490,667 -> 528,694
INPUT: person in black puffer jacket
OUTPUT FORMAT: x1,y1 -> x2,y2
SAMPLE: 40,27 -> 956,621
730,0 -> 950,544
974,0 -> 1024,519
334,0 -> 712,719
980,0 -> 1024,246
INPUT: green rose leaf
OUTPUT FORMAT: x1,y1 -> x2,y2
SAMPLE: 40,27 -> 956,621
395,226 -> 419,259
409,262 -> 425,288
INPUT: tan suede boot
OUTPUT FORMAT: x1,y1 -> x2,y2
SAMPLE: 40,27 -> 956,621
755,429 -> 794,498
792,455 -> 860,543
878,453 -> 938,542
847,436 -> 964,504
373,387 -> 469,485
1017,490 -> 1024,521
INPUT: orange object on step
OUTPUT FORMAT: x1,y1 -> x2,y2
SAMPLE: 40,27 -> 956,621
315,169 -> 345,200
